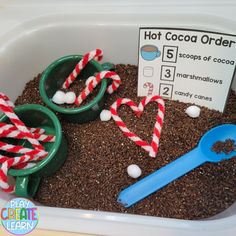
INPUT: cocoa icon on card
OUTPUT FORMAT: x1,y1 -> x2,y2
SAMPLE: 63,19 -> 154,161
141,45 -> 161,61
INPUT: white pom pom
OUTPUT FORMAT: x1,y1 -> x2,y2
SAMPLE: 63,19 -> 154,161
185,105 -> 201,118
100,109 -> 112,121
127,164 -> 142,178
52,90 -> 66,104
85,76 -> 96,86
65,92 -> 76,104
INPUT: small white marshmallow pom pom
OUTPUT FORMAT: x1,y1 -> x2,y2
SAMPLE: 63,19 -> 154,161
185,105 -> 201,118
65,92 -> 76,104
127,164 -> 142,179
52,90 -> 66,105
100,109 -> 112,121
85,76 -> 95,86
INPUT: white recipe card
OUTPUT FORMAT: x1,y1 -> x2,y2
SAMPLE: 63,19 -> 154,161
138,28 -> 236,111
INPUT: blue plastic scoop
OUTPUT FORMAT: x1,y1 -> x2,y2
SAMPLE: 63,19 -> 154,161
118,124 -> 236,207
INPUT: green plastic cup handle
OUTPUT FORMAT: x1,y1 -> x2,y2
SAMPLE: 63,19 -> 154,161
15,175 -> 41,198
101,62 -> 115,71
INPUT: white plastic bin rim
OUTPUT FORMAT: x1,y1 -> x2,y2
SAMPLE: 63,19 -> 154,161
0,2 -> 236,236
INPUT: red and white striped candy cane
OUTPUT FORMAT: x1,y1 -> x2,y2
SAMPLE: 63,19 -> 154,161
0,122 -> 46,172
75,71 -> 121,106
0,94 -> 44,150
0,141 -> 47,171
0,151 -> 47,193
139,96 -> 165,157
0,141 -> 48,157
15,162 -> 36,169
110,96 -> 165,157
0,154 -> 35,170
30,127 -> 45,134
0,123 -> 55,142
0,122 -> 46,134
0,92 -> 55,193
0,147 -> 47,193
62,49 -> 103,89
0,93 -> 14,108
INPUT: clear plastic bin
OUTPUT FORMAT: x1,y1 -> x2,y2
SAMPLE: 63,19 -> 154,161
0,1 -> 235,235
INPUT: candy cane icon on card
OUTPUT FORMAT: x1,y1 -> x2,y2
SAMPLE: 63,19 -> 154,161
110,95 -> 165,157
143,82 -> 154,95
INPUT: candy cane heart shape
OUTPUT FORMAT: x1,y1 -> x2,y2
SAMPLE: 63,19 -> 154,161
62,49 -> 103,89
110,96 -> 165,158
75,71 -> 121,106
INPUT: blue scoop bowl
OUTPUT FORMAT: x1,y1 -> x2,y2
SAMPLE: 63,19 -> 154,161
118,124 -> 236,207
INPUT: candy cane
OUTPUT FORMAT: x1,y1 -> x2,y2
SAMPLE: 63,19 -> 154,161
30,127 -> 45,134
0,152 -> 47,193
0,95 -> 44,150
0,149 -> 47,192
62,49 -> 103,89
0,141 -> 47,171
0,141 -> 47,156
0,122 -> 46,134
16,162 -> 36,169
0,92 -> 54,193
139,96 -> 165,157
0,154 -> 35,170
0,93 -> 14,108
110,96 -> 165,157
0,125 -> 46,170
75,71 -> 121,106
0,123 -> 55,142
0,123 -> 46,134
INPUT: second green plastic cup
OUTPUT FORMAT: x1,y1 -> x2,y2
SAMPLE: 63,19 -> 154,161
39,55 -> 113,123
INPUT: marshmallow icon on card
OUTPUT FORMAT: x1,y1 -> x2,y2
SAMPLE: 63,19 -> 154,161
143,67 -> 154,77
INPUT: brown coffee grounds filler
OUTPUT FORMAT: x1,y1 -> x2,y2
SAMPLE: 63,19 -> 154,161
15,64 -> 236,220
212,139 -> 236,154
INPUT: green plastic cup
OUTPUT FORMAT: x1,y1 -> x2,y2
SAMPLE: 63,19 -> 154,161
0,104 -> 68,198
39,55 -> 114,123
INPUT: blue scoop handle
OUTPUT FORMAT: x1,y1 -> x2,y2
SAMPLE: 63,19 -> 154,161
118,147 -> 206,207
